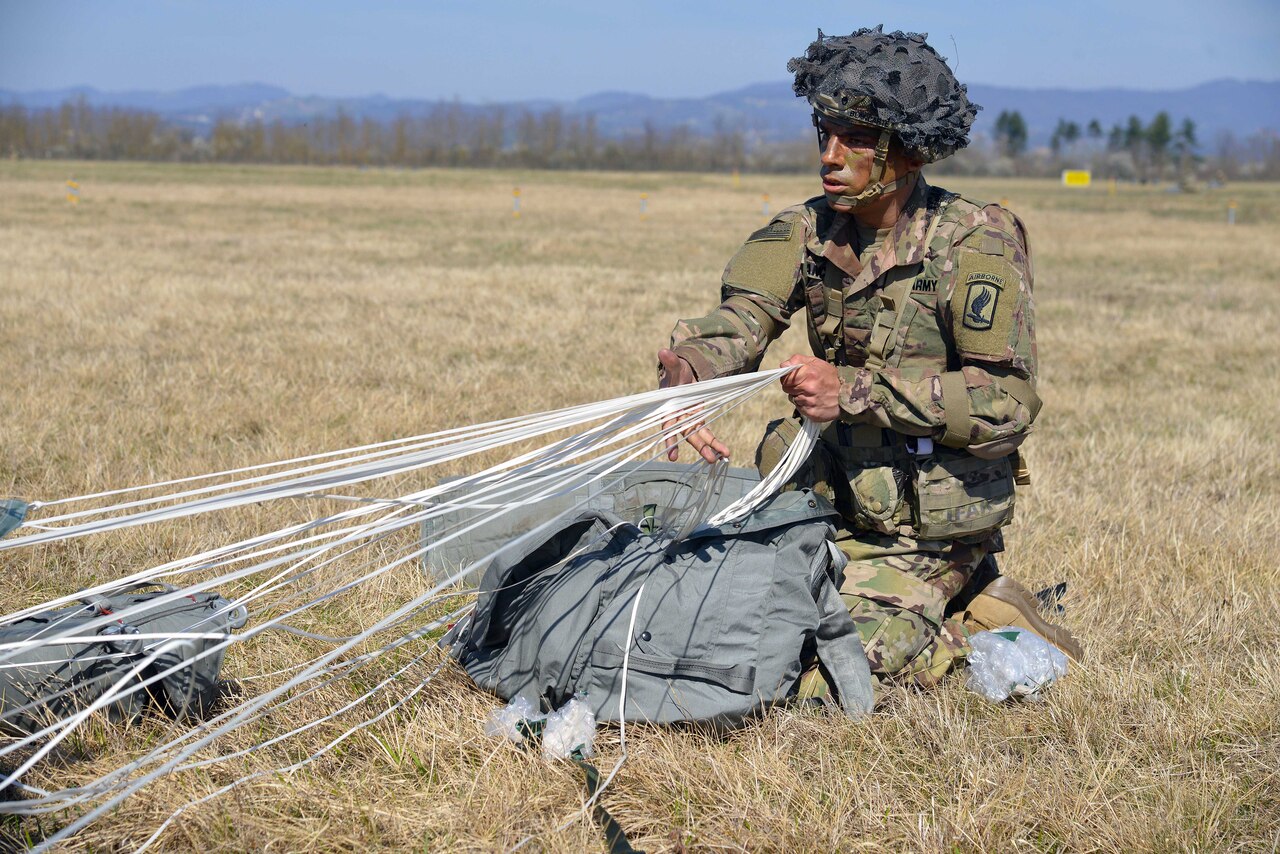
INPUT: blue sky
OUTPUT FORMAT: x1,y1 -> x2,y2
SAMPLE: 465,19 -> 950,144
2,0 -> 1277,99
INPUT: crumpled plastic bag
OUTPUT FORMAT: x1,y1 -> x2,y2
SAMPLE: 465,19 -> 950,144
541,696 -> 596,760
483,694 -> 596,760
484,695 -> 541,743
966,627 -> 1069,702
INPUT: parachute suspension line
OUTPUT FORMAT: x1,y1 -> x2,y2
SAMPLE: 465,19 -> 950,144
708,415 -> 818,526
0,367 -> 817,850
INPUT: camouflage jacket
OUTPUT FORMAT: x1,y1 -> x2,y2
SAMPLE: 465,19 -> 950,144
668,176 -> 1040,457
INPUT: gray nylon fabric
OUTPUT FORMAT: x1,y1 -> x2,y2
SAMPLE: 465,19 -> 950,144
422,462 -> 764,586
448,489 -> 874,726
788,25 -> 980,162
0,499 -> 27,540
0,585 -> 247,735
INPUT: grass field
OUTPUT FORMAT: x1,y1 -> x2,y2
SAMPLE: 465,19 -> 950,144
1,160 -> 1278,852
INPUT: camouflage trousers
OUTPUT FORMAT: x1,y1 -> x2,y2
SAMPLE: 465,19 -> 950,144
832,531 -> 985,688
758,417 -> 989,691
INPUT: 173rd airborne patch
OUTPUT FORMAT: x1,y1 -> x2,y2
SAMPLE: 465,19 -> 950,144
951,252 -> 1018,357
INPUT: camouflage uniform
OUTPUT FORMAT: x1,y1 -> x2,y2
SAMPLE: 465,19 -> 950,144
668,176 -> 1040,687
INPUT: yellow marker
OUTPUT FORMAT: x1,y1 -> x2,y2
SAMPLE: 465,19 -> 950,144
732,169 -> 741,188
1061,169 -> 1091,188
65,179 -> 80,205
640,192 -> 648,218
999,197 -> 1010,208
762,193 -> 770,217
1108,178 -> 1117,196
512,187 -> 521,218
1227,200 -> 1237,225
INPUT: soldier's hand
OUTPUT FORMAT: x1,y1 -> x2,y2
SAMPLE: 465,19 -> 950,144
779,354 -> 841,422
657,349 -> 730,464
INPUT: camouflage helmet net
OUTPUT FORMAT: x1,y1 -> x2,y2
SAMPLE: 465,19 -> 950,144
787,26 -> 980,163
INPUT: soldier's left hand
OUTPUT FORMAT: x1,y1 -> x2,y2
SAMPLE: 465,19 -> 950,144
779,354 -> 841,422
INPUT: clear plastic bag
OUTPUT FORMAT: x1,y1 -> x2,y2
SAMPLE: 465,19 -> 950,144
541,696 -> 596,760
483,694 -> 596,760
966,627 -> 1069,701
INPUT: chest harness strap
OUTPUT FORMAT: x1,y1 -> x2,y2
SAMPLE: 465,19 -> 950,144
858,186 -> 950,372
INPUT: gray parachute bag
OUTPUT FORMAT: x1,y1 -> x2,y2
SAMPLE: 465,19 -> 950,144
422,462 -> 765,586
448,488 -> 874,726
0,583 -> 248,735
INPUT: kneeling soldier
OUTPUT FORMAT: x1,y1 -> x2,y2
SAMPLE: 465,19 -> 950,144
658,26 -> 1082,692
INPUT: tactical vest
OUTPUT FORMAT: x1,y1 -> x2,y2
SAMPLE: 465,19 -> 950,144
801,185 -> 958,376
785,188 -> 1022,543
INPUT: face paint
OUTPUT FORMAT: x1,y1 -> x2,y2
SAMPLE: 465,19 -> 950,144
824,149 -> 873,208
816,121 -> 912,211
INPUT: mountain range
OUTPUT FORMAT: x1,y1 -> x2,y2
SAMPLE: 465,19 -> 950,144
3,78 -> 1276,148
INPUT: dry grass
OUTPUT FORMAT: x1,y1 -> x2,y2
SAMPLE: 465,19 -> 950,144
1,160 -> 1278,852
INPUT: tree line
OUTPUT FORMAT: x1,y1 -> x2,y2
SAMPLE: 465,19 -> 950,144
2,96 -> 1277,180
0,97 -> 792,172
984,109 -> 1280,181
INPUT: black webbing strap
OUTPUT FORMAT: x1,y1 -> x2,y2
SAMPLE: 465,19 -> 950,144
572,747 -> 642,854
515,719 -> 643,854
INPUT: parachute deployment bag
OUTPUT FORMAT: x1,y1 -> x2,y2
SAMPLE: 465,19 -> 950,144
449,489 -> 874,726
0,584 -> 248,735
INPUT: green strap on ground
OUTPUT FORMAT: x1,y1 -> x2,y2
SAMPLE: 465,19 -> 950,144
515,719 -> 643,854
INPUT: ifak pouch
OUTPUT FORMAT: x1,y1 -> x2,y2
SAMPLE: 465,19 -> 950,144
910,449 -> 1016,541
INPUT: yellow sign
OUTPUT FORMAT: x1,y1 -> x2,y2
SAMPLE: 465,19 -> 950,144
1061,170 -> 1091,188
65,179 -> 80,205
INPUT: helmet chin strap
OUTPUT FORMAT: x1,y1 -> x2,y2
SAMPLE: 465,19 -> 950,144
815,121 -> 913,210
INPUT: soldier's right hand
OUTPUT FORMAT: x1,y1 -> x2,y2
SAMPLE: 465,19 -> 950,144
657,349 -> 730,464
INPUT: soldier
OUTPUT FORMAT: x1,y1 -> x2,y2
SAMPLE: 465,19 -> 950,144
658,26 -> 1083,692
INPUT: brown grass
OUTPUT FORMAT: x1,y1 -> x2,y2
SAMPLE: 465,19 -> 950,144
1,160 -> 1278,852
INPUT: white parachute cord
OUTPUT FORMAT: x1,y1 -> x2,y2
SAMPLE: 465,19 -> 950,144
0,368 -> 798,843
1,368 -> 766,630
5,457 -> 693,817
12,368 -> 787,538
707,415 -> 820,527
2,438 -> 698,782
25,388 -> 674,512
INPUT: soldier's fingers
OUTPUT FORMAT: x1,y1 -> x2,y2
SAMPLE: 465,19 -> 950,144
780,367 -> 806,394
660,416 -> 683,461
688,427 -> 728,463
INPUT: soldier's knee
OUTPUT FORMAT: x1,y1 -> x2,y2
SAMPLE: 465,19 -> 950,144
754,417 -> 799,478
755,416 -> 839,503
846,598 -> 933,677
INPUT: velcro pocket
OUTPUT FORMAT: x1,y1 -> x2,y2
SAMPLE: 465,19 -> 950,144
846,464 -> 905,535
912,451 -> 1015,540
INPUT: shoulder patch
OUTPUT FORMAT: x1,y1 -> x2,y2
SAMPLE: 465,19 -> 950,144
723,216 -> 805,302
962,280 -> 1000,330
746,220 -> 795,243
950,252 -> 1018,357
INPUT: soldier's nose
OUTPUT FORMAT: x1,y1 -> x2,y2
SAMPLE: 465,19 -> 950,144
820,136 -> 845,168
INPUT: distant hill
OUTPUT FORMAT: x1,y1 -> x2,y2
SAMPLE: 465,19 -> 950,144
3,78 -> 1276,148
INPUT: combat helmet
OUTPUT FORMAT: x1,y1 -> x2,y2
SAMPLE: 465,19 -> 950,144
788,26 -> 980,207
